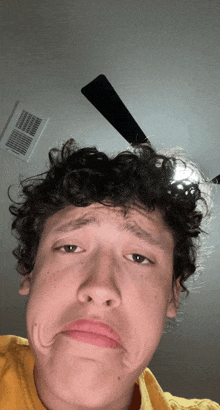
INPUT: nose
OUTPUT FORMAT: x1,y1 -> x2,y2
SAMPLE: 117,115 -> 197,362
77,250 -> 121,308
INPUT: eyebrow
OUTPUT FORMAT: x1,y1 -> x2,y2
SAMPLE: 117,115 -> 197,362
54,217 -> 98,233
53,216 -> 164,249
123,222 -> 164,249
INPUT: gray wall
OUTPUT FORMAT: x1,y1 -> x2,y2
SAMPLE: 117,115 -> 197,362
1,0 -> 220,403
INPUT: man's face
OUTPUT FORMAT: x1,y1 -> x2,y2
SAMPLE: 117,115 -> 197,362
19,203 -> 181,409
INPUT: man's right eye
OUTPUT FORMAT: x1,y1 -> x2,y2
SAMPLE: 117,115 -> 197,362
57,245 -> 84,253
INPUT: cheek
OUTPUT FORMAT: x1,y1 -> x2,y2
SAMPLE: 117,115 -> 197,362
25,269 -> 60,324
27,260 -> 84,319
141,269 -> 172,294
137,276 -> 172,321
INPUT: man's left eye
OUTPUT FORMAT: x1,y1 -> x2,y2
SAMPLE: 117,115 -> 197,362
58,245 -> 83,253
127,254 -> 152,264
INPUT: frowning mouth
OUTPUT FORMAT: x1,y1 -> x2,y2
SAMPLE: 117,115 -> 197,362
62,319 -> 121,349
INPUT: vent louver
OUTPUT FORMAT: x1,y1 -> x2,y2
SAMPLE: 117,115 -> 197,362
5,129 -> 33,155
0,102 -> 49,162
16,110 -> 42,136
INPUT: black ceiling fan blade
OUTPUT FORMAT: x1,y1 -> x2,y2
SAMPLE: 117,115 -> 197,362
81,75 -> 149,145
211,174 -> 220,184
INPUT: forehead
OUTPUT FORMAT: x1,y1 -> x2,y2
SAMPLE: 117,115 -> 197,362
42,203 -> 174,252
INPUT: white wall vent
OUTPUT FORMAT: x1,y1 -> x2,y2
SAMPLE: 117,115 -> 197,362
0,101 -> 49,162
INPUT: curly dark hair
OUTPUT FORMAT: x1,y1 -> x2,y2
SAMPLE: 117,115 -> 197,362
8,139 -> 211,296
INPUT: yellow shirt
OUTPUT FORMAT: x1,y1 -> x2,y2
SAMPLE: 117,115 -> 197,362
0,335 -> 219,410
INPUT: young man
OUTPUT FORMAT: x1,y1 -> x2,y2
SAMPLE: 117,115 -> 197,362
0,139 -> 219,410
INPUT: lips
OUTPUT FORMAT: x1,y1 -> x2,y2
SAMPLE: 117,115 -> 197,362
62,319 -> 120,343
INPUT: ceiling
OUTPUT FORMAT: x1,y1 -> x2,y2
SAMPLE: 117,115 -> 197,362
0,0 -> 220,402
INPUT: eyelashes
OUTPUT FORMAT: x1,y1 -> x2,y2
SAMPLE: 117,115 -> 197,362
58,245 -> 81,253
55,245 -> 153,265
127,254 -> 153,265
